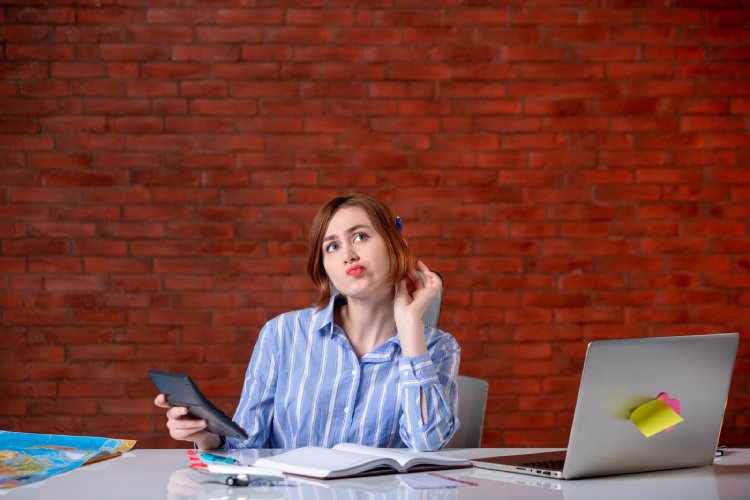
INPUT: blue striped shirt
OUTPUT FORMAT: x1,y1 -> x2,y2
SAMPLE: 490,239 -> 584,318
224,295 -> 461,451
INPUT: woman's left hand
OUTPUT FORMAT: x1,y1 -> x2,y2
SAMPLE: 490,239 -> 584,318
393,260 -> 441,356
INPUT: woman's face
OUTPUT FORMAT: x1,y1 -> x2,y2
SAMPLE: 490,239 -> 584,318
322,206 -> 391,300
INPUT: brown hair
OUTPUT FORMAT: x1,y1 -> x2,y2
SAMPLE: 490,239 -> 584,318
306,193 -> 413,309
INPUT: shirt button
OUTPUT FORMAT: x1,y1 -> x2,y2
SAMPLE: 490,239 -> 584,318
402,370 -> 408,376
417,369 -> 422,375
344,407 -> 350,414
351,370 -> 357,376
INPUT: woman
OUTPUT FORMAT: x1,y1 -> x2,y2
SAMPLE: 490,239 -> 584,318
155,193 -> 460,451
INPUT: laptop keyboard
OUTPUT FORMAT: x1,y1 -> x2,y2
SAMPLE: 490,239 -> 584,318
516,459 -> 565,470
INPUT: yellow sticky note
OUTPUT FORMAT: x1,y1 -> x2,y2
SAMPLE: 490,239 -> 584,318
630,398 -> 684,438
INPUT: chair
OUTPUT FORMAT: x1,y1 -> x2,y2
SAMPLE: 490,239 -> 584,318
422,271 -> 442,328
445,374 -> 489,448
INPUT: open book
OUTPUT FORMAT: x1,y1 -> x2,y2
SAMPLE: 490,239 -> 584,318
252,443 -> 472,480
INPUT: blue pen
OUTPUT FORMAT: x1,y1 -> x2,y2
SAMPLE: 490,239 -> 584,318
201,452 -> 237,465
396,216 -> 402,235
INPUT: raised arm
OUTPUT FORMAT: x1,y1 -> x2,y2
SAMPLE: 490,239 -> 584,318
397,332 -> 461,451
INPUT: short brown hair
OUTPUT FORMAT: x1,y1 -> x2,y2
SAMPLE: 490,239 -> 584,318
306,193 -> 413,309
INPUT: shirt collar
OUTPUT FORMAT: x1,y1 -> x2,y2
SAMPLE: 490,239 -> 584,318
316,292 -> 344,338
315,293 -> 402,357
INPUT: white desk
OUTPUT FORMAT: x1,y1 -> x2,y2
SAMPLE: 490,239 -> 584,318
5,448 -> 750,499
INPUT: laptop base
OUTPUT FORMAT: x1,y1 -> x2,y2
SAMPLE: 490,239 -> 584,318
472,451 -> 566,479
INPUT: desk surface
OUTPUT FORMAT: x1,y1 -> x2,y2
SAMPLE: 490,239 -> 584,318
5,448 -> 750,499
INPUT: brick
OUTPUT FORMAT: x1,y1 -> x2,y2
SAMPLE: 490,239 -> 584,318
572,46 -> 637,62
96,223 -> 165,239
699,82 -> 750,98
29,257 -> 81,273
6,44 -> 75,61
711,202 -> 750,219
662,186 -> 724,202
214,8 -> 284,26
712,46 -> 750,61
543,27 -> 609,43
580,9 -> 634,25
504,46 -> 568,62
513,9 -> 577,25
404,27 -> 473,45
640,238 -> 706,253
43,275 -> 108,292
3,311 -> 68,327
142,63 -> 210,79
43,170 -> 120,186
476,117 -> 540,133
19,81 -> 68,97
68,80 -> 125,97
454,63 -> 517,80
639,8 -> 702,25
641,132 -> 704,149
555,308 -> 624,327
707,9 -> 750,25
336,28 -> 401,45
596,256 -> 664,272
289,8 -> 355,25
708,134 -> 750,149
635,168 -> 702,184
628,82 -> 695,98
0,381 -> 57,398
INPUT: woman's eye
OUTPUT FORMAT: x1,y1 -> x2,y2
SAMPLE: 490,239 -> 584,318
325,242 -> 339,253
353,233 -> 368,243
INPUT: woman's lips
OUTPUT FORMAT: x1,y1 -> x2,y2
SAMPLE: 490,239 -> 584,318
346,265 -> 365,277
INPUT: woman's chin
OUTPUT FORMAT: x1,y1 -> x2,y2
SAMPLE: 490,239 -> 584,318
333,280 -> 388,300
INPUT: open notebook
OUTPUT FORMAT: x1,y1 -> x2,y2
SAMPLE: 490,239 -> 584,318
252,443 -> 471,480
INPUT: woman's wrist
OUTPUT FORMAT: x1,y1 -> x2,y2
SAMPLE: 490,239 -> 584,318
195,432 -> 222,450
397,321 -> 428,357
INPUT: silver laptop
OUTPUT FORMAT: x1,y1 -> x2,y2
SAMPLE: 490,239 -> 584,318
472,333 -> 739,479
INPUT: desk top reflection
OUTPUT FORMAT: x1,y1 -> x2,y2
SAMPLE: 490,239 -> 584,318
5,448 -> 750,500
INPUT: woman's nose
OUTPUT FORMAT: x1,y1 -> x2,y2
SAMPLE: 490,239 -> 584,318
343,245 -> 358,263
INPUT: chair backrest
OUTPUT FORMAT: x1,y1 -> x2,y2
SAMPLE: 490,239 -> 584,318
422,271 -> 442,329
445,375 -> 489,448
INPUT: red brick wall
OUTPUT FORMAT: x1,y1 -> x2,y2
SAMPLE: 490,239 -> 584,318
1,1 -> 749,448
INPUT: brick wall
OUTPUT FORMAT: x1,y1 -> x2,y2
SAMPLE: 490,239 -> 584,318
1,1 -> 748,448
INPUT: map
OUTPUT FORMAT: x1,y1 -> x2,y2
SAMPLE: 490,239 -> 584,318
0,431 -> 136,490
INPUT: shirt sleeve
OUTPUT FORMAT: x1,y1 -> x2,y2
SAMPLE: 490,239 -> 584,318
223,319 -> 280,449
397,331 -> 461,451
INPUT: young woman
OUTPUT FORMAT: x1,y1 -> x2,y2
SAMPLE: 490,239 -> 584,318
155,193 -> 460,451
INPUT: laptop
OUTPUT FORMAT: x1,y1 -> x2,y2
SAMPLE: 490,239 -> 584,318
471,332 -> 739,479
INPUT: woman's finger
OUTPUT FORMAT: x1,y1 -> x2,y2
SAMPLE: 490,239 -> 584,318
166,405 -> 189,420
154,394 -> 172,409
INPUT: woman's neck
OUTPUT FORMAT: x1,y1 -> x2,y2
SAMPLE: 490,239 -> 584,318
336,291 -> 397,357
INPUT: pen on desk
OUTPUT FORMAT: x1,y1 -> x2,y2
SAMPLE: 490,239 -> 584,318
200,452 -> 237,465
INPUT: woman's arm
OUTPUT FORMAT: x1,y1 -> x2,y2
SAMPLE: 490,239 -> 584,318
224,320 -> 280,449
393,260 -> 460,451
397,333 -> 461,451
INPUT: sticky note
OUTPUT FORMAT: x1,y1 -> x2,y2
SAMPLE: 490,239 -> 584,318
657,392 -> 681,431
630,396 -> 683,438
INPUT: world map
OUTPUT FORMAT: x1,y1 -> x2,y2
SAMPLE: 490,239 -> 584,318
0,431 -> 136,490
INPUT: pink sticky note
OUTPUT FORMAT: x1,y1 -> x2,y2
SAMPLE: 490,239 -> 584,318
657,392 -> 681,432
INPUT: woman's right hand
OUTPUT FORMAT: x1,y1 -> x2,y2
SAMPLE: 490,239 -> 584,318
154,394 -> 221,449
